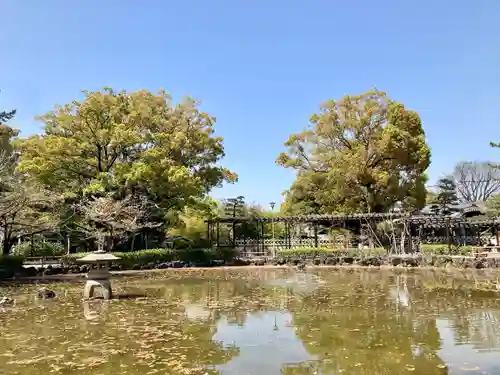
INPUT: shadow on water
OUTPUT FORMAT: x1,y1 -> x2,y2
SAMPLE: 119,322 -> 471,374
84,293 -> 148,301
114,292 -> 148,300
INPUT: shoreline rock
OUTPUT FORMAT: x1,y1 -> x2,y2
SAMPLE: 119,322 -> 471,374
271,254 -> 500,269
0,296 -> 14,306
3,254 -> 500,281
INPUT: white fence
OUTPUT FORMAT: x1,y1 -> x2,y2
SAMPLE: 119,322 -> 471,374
234,238 -> 351,248
229,236 -> 494,248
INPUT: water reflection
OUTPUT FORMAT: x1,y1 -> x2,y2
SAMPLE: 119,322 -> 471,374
83,300 -> 108,321
389,274 -> 411,308
1,269 -> 500,374
214,312 -> 312,375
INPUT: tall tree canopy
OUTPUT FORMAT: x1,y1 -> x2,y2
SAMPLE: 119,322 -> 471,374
453,161 -> 500,202
277,89 -> 431,214
16,88 -> 236,213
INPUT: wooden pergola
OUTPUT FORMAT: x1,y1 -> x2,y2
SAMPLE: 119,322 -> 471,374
206,213 -> 500,253
206,213 -> 406,250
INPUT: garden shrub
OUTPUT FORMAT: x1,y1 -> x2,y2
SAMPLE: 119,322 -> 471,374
212,247 -> 239,262
0,255 -> 25,279
174,248 -> 212,264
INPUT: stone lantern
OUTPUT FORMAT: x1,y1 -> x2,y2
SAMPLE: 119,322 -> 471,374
77,250 -> 120,299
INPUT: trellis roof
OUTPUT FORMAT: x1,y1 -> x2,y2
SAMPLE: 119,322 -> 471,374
206,212 -> 408,224
206,213 -> 500,228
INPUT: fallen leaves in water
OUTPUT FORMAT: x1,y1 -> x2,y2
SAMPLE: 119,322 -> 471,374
0,268 -> 500,374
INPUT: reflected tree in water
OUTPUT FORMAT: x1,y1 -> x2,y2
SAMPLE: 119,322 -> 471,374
284,273 -> 448,375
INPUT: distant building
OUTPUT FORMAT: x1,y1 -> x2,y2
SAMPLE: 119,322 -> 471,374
418,202 -> 486,218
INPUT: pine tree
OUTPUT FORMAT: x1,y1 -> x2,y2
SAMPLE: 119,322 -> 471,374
436,177 -> 458,214
0,90 -> 16,124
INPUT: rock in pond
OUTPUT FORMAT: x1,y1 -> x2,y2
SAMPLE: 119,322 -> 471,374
0,296 -> 14,306
37,287 -> 56,299
296,263 -> 306,271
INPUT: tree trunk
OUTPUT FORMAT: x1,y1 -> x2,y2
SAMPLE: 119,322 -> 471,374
2,239 -> 10,256
2,222 -> 11,256
130,233 -> 136,252
66,233 -> 71,255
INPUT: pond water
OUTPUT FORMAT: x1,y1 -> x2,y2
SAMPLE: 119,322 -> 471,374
1,268 -> 500,375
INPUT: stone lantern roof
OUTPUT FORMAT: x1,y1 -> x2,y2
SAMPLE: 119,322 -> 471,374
77,250 -> 120,263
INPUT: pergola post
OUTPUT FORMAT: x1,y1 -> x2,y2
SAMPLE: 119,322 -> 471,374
216,222 -> 220,248
261,221 -> 265,254
243,221 -> 247,252
314,221 -> 319,248
408,222 -> 413,254
232,220 -> 236,248
446,218 -> 451,251
495,222 -> 499,246
207,221 -> 211,247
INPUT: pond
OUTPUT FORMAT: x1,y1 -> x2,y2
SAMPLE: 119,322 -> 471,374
1,268 -> 500,375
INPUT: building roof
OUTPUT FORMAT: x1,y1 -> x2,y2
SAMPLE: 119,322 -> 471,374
419,202 -> 486,217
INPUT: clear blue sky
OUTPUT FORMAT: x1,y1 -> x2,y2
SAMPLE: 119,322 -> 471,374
2,1 -> 499,208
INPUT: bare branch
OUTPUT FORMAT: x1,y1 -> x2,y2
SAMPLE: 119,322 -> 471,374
72,193 -> 162,250
453,161 -> 500,202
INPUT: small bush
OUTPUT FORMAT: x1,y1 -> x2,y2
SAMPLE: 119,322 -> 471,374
212,247 -> 239,262
174,248 -> 211,264
117,249 -> 176,268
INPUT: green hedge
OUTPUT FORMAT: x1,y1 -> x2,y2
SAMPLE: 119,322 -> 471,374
61,248 -> 238,267
419,244 -> 474,256
279,245 -> 476,258
277,247 -> 386,257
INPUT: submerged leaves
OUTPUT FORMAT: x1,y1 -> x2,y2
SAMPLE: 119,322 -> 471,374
0,269 -> 500,374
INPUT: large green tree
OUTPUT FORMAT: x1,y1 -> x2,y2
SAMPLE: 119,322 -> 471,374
16,88 -> 236,212
277,89 -> 431,214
